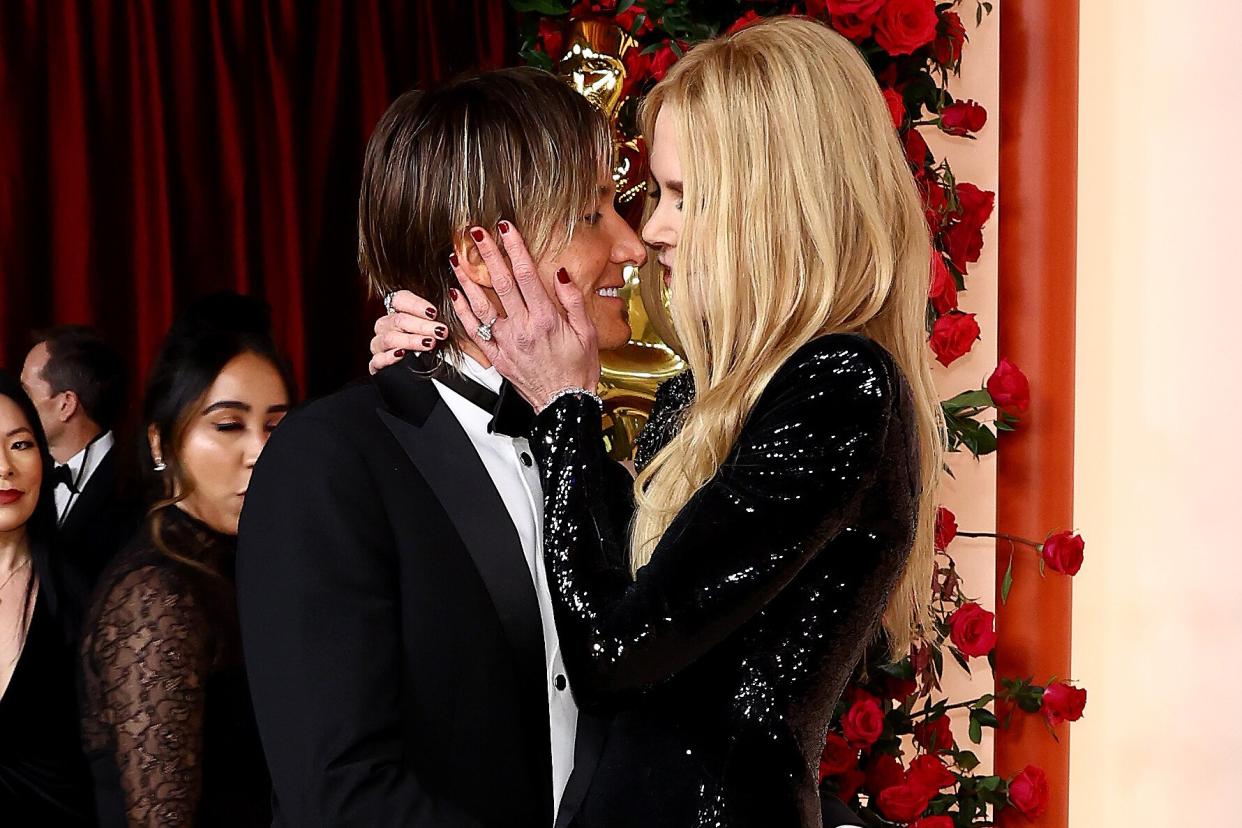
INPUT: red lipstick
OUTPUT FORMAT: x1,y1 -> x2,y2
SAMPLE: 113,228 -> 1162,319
0,489 -> 24,506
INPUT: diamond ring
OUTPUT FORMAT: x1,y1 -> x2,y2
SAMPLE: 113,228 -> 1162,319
477,318 -> 497,342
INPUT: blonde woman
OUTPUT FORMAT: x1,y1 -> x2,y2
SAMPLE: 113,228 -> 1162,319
375,16 -> 941,828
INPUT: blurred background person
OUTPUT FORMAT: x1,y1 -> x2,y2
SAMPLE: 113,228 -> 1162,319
0,371 -> 94,824
20,326 -> 132,587
79,294 -> 292,827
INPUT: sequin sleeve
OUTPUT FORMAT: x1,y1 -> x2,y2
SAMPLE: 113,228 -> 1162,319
530,335 -> 898,703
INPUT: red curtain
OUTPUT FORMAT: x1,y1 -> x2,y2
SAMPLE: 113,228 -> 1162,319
0,0 -> 513,402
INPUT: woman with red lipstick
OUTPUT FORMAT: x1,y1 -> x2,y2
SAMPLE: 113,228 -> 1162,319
0,371 -> 93,824
79,294 -> 292,827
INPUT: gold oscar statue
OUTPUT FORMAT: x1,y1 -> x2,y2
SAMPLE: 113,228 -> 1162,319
554,19 -> 685,460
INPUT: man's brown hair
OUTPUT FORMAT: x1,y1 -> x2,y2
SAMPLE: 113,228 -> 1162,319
357,67 -> 612,351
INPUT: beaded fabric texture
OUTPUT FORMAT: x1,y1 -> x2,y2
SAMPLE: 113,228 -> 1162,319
530,333 -> 921,828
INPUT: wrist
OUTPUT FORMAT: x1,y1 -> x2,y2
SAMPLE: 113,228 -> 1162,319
538,386 -> 603,414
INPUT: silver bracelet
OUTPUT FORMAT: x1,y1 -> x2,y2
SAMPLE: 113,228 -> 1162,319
540,386 -> 603,414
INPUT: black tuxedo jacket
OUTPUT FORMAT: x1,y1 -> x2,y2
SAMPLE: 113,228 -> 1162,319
58,446 -> 133,589
236,360 -> 608,828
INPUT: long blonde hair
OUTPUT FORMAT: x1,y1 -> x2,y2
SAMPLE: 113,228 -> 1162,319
634,16 -> 944,657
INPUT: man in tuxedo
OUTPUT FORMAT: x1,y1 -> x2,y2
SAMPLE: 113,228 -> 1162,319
236,70 -> 644,828
20,325 -> 129,585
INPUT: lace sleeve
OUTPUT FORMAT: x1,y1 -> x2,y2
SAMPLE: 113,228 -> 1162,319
87,564 -> 212,826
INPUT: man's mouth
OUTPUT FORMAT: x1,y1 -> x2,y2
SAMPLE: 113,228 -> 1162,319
596,287 -> 622,299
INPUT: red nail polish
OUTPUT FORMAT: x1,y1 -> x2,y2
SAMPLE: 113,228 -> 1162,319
425,306 -> 437,320
422,338 -> 433,348
435,326 -> 447,338
556,267 -> 570,284
498,220 -> 510,235
394,349 -> 406,358
470,228 -> 485,242
449,288 -> 459,301
449,252 -> 460,267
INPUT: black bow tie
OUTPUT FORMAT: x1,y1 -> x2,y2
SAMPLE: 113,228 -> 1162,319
434,369 -> 536,439
51,463 -> 78,493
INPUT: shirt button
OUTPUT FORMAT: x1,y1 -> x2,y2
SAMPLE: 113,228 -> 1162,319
555,674 -> 567,691
521,452 -> 533,467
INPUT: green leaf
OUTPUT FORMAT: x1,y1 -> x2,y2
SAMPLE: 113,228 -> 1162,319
972,694 -> 995,708
968,716 -> 982,744
974,709 -> 999,728
509,0 -> 571,14
1001,553 -> 1014,604
616,0 -> 636,12
943,389 -> 994,413
955,749 -> 981,772
518,49 -> 555,71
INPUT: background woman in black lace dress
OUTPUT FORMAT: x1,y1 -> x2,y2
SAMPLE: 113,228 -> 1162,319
0,371 -> 93,824
79,295 -> 292,827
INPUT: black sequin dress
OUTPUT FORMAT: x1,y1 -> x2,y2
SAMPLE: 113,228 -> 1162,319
530,334 -> 921,828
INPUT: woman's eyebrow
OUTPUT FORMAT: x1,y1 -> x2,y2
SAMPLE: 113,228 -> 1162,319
267,404 -> 290,415
4,426 -> 33,438
202,400 -> 251,415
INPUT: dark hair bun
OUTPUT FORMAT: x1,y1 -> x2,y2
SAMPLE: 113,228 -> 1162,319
171,292 -> 274,340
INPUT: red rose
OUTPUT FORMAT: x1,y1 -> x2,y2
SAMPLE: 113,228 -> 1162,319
919,173 -> 949,228
877,784 -> 931,822
933,10 -> 967,67
935,506 -> 957,551
913,818 -> 955,828
841,692 -> 885,747
882,88 -> 906,130
826,0 -> 886,17
940,99 -> 988,136
943,220 -> 984,273
725,10 -> 763,34
614,4 -> 655,37
831,13 -> 875,41
987,358 -> 1030,415
874,0 -> 938,56
1041,531 -> 1085,576
819,733 -> 858,779
1042,681 -> 1087,726
914,714 -> 955,754
834,767 -> 866,802
907,754 -> 956,793
883,672 -> 918,703
1008,764 -> 1050,819
621,48 -> 653,99
929,311 -> 980,367
537,18 -> 566,62
650,40 -> 686,81
955,182 -> 995,229
928,253 -> 957,314
863,752 -> 906,796
904,127 -> 930,167
570,0 -> 618,16
948,602 -> 998,657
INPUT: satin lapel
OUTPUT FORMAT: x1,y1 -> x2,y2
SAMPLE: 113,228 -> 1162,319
59,447 -> 114,536
373,361 -> 553,806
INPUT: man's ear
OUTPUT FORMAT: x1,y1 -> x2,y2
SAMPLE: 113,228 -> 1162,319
57,390 -> 79,424
147,424 -> 163,467
453,237 -> 494,290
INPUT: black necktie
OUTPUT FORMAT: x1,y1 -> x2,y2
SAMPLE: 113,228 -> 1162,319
434,369 -> 536,439
51,463 -> 78,494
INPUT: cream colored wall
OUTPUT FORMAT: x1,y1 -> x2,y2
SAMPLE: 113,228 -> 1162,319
925,4 -> 999,773
1072,1 -> 1242,824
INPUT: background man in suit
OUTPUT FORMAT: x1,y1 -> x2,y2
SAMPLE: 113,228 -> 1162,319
236,68 -> 645,828
20,325 -> 130,585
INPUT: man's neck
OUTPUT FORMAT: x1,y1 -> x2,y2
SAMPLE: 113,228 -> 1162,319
50,421 -> 103,465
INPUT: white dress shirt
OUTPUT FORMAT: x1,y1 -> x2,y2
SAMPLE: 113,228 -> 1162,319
53,430 -> 114,521
432,356 -> 578,821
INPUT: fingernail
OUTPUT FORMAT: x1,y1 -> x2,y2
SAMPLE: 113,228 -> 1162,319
394,349 -> 406,358
435,325 -> 447,338
425,306 -> 437,320
422,338 -> 433,348
449,252 -> 460,267
449,288 -> 459,301
498,220 -> 510,235
556,267 -> 570,284
470,228 -> 485,243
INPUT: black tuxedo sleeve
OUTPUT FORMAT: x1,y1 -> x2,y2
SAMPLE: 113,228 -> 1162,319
529,336 -> 897,706
236,414 -> 483,828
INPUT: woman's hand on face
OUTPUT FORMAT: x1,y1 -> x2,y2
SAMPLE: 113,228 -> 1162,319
450,222 -> 600,411
368,290 -> 448,375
